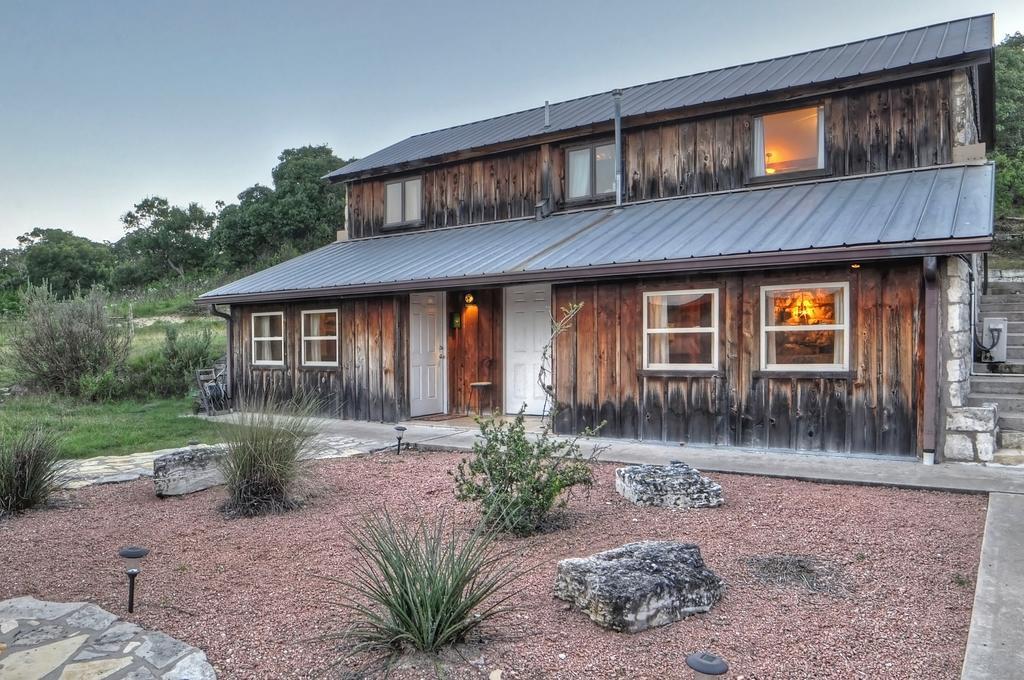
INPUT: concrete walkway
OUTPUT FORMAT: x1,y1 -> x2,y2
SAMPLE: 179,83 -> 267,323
961,493 -> 1024,679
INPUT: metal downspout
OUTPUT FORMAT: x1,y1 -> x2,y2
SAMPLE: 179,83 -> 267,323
613,89 -> 623,207
923,256 -> 939,461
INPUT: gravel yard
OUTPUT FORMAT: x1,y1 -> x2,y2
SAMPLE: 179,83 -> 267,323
0,452 -> 986,679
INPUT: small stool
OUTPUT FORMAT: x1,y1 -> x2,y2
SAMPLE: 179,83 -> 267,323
469,381 -> 493,416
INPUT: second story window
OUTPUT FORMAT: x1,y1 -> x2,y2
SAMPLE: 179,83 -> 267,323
753,105 -> 824,177
567,142 -> 615,201
385,177 -> 422,227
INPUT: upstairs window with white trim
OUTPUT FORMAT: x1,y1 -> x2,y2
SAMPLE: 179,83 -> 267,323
753,106 -> 824,177
761,283 -> 849,371
567,142 -> 615,200
252,312 -> 284,366
643,290 -> 719,370
384,177 -> 422,227
302,309 -> 339,367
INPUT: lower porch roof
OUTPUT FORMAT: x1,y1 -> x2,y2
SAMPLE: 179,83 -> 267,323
198,163 -> 994,304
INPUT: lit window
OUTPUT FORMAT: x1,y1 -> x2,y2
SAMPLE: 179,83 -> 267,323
567,142 -> 615,200
384,177 -> 422,226
761,283 -> 849,371
252,312 -> 284,366
301,309 -> 338,366
753,106 -> 824,176
643,290 -> 719,370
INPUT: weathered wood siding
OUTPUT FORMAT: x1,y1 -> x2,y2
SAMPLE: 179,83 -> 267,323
552,262 -> 923,455
231,297 -> 406,420
446,289 -> 503,414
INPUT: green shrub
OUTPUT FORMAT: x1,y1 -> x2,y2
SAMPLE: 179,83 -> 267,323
6,284 -> 131,396
0,429 -> 66,516
78,368 -> 127,402
217,398 -> 315,517
338,510 -> 519,661
128,326 -> 217,398
452,411 -> 595,536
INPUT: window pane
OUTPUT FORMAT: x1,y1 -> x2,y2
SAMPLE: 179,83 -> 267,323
568,148 -> 591,198
404,178 -> 422,222
303,312 -> 337,337
385,182 -> 403,224
254,314 -> 282,338
766,329 -> 844,366
594,143 -> 615,195
758,106 -> 822,175
647,333 -> 713,366
304,339 -> 337,364
765,287 -> 843,326
255,339 -> 283,363
647,293 -> 714,329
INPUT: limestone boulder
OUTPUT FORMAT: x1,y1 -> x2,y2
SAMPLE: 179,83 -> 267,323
615,461 -> 724,509
153,444 -> 229,497
553,541 -> 724,632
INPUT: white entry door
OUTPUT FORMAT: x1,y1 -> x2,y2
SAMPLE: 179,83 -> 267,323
409,292 -> 446,417
505,284 -> 552,415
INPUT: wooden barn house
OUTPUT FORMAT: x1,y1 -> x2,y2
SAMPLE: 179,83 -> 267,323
200,15 -> 998,462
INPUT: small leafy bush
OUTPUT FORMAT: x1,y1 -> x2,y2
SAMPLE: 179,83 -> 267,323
452,411 -> 595,536
217,397 -> 315,517
338,510 -> 519,660
0,429 -> 66,516
7,284 -> 131,397
128,326 -> 218,398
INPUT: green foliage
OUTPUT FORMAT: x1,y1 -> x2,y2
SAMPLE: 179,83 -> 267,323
7,284 -> 131,397
217,398 -> 316,517
452,412 -> 595,536
0,428 -> 66,516
337,510 -> 519,660
996,32 -> 1024,156
0,396 -> 223,459
17,228 -> 113,298
127,326 -> 218,398
116,197 -> 216,284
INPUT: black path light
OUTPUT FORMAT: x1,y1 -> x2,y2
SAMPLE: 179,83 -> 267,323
117,546 -> 150,613
686,651 -> 729,679
394,426 -> 407,454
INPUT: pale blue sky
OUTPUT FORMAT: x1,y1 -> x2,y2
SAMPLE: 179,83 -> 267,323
1,0 -> 1021,248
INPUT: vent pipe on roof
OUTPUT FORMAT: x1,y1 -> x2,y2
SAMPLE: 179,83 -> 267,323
613,89 -> 622,207
543,100 -> 550,129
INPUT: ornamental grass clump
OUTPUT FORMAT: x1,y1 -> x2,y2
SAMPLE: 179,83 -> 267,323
0,429 -> 67,516
336,510 -> 520,661
217,397 -> 316,517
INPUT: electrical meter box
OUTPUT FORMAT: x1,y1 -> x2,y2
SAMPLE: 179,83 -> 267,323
982,317 -> 1008,363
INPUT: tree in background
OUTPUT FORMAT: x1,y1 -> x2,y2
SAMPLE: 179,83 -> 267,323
16,228 -> 113,298
214,145 -> 349,268
113,197 -> 215,287
995,32 -> 1024,218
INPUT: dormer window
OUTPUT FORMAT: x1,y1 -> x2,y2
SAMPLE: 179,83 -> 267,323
567,142 -> 615,201
753,106 -> 824,177
384,177 -> 422,227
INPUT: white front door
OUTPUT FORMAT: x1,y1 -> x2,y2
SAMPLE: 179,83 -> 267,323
505,283 -> 552,415
409,292 -> 446,417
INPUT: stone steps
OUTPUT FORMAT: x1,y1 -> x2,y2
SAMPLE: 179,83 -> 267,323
986,282 -> 1024,294
999,429 -> 1024,449
968,393 -> 1024,412
993,449 -> 1024,465
974,362 -> 1024,375
970,375 -> 1024,394
999,413 -> 1024,431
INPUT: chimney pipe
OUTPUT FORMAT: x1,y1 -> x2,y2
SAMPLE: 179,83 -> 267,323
543,100 -> 550,129
612,89 -> 623,207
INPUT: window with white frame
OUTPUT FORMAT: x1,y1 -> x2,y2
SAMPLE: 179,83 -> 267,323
252,312 -> 285,365
643,289 -> 719,370
753,105 -> 824,177
761,283 -> 849,371
566,141 -> 616,200
301,309 -> 338,366
384,176 -> 422,226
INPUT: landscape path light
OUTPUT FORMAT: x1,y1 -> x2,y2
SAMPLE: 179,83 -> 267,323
117,546 -> 150,613
686,651 -> 728,679
394,426 -> 407,454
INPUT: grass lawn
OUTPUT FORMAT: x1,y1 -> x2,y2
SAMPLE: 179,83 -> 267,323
131,317 -> 227,358
0,396 -> 225,458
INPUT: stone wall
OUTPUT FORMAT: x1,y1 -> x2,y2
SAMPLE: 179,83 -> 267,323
939,255 -> 997,462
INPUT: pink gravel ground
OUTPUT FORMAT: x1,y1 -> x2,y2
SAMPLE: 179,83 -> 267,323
0,452 -> 986,679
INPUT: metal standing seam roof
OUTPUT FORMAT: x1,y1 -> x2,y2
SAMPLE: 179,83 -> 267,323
326,14 -> 993,181
199,163 -> 994,304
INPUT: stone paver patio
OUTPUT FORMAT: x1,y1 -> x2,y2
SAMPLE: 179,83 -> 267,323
0,596 -> 214,679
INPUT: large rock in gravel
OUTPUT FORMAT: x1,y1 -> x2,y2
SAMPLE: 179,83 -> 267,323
554,541 -> 724,632
153,444 -> 229,497
615,461 -> 724,508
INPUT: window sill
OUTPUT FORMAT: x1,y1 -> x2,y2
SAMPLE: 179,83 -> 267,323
638,369 -> 724,378
300,363 -> 339,369
747,168 -> 831,186
252,363 -> 286,370
380,220 -> 424,233
752,369 -> 854,379
563,193 -> 615,209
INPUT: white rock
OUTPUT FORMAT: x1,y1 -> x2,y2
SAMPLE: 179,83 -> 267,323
943,433 -> 975,461
162,651 -> 217,680
946,407 -> 997,433
152,444 -> 229,497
